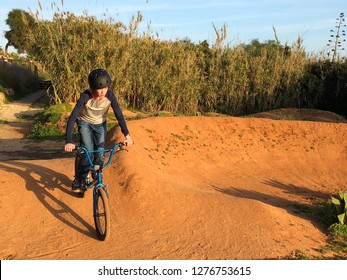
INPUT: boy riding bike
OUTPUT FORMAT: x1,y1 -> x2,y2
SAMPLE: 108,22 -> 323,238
64,68 -> 134,192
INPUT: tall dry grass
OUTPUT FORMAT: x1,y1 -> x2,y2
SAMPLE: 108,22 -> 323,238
197,39 -> 309,115
24,5 -> 347,117
26,9 -> 130,103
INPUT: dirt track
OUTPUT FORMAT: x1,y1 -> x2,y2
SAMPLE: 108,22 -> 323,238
0,108 -> 346,259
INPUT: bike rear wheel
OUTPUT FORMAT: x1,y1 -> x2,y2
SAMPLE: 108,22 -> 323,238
93,187 -> 110,241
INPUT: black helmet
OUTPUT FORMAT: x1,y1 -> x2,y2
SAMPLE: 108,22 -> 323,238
88,68 -> 112,90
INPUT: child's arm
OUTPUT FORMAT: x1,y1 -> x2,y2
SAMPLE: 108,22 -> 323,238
65,91 -> 90,144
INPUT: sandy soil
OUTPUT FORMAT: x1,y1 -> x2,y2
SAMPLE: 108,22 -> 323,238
0,90 -> 46,121
0,92 -> 346,260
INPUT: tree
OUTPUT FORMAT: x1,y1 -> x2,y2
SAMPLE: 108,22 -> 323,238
4,9 -> 36,54
242,39 -> 291,57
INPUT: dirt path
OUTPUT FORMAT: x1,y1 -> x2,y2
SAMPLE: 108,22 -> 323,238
0,90 -> 66,161
0,95 -> 346,260
0,90 -> 46,121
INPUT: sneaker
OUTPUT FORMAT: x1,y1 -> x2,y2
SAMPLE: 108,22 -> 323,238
91,170 -> 97,180
71,179 -> 82,193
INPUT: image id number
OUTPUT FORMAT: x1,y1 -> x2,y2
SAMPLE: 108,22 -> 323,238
192,266 -> 251,276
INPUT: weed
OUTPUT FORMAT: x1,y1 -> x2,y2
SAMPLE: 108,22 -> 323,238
26,103 -> 72,140
331,191 -> 347,224
328,224 -> 347,238
171,133 -> 185,141
45,103 -> 72,114
292,201 -> 336,228
27,122 -> 64,140
277,115 -> 295,120
291,199 -> 347,258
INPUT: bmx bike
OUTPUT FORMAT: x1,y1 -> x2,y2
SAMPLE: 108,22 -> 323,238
73,142 -> 126,241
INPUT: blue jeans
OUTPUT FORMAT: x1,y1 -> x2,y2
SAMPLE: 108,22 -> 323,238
76,119 -> 107,181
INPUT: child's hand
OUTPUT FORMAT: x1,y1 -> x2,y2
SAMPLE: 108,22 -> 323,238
64,143 -> 76,152
124,135 -> 134,146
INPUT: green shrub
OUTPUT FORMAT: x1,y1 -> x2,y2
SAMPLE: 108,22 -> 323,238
47,112 -> 62,124
26,103 -> 74,140
331,191 -> 347,224
328,223 -> 347,238
27,122 -> 64,140
45,103 -> 73,114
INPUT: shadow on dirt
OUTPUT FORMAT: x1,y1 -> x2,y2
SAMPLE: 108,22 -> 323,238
0,119 -> 71,161
212,179 -> 330,232
0,121 -> 32,134
0,146 -> 72,161
0,136 -> 71,161
13,108 -> 44,119
0,161 -> 98,239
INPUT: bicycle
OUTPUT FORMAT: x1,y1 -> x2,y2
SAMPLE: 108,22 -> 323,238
73,142 -> 126,241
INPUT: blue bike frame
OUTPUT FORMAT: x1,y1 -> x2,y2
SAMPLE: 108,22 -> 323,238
76,142 -> 124,211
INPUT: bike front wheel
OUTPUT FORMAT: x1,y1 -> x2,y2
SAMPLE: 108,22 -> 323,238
93,187 -> 111,241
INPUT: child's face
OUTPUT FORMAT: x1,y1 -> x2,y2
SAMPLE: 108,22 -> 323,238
93,87 -> 108,99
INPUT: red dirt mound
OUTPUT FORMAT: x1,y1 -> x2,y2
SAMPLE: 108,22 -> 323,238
0,114 -> 346,259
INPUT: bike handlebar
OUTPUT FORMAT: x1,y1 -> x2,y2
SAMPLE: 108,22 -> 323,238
75,142 -> 126,169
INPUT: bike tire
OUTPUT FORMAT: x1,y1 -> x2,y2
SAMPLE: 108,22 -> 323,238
94,187 -> 110,241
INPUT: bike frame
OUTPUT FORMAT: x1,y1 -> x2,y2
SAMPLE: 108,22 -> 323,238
76,142 -> 124,210
71,142 -> 125,240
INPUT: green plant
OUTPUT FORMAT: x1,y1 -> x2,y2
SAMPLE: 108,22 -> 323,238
328,223 -> 347,238
290,200 -> 347,258
45,103 -> 72,114
27,122 -> 64,140
20,2 -> 347,117
26,103 -> 73,140
4,9 -> 36,53
331,191 -> 347,224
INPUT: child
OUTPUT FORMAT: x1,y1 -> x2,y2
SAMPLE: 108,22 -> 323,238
64,68 -> 133,192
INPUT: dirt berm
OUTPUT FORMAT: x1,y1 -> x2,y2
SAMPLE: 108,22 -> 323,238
0,115 -> 346,259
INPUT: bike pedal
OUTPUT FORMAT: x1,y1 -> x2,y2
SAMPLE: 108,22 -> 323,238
72,188 -> 82,193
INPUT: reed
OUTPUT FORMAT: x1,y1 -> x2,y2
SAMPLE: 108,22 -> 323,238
24,6 -> 347,117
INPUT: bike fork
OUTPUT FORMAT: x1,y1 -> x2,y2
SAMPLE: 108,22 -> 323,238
93,185 -> 109,214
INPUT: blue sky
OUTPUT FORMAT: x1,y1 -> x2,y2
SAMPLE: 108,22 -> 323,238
0,0 -> 346,56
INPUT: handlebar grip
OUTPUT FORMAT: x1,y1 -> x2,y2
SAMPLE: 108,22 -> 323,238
75,147 -> 85,154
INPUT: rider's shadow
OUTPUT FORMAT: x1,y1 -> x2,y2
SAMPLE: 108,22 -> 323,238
0,161 -> 97,239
